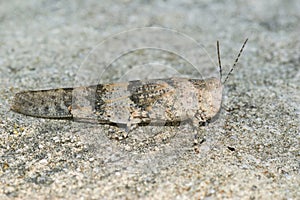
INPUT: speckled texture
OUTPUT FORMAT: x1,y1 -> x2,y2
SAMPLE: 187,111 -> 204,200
0,0 -> 299,199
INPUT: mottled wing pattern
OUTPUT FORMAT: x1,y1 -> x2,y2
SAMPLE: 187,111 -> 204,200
92,79 -> 175,124
11,77 -> 221,127
11,88 -> 73,119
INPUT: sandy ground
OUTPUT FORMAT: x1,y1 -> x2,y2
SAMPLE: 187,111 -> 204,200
0,0 -> 299,199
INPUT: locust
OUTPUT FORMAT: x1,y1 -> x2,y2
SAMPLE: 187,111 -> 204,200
11,39 -> 248,138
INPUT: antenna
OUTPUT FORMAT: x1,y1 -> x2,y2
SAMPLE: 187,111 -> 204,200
217,40 -> 222,81
223,38 -> 248,84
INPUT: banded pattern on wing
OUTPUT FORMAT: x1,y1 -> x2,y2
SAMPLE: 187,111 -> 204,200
127,79 -> 175,110
92,80 -> 176,124
94,82 -> 132,124
128,79 -> 177,124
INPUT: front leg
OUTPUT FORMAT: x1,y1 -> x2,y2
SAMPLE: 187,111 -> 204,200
190,116 -> 208,153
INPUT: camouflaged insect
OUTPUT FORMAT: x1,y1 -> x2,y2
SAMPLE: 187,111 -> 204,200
11,39 -> 248,138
